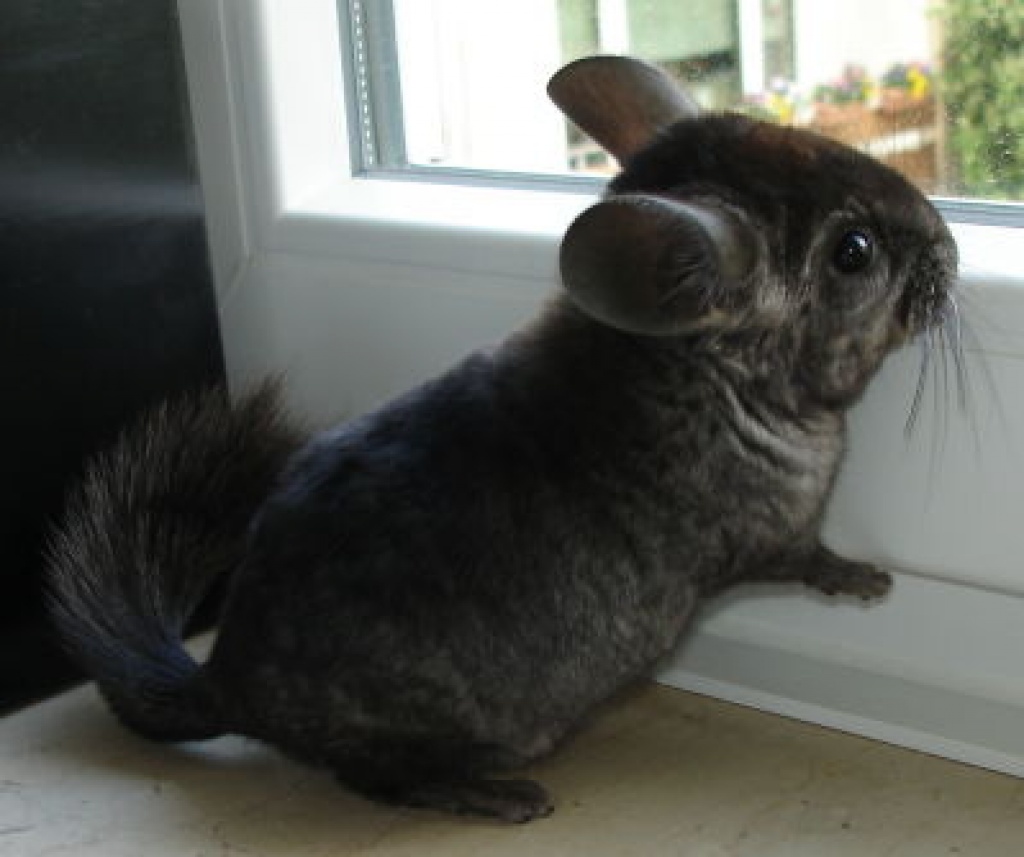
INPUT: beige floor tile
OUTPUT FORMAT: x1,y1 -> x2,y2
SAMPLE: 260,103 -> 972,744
2,681 -> 1023,856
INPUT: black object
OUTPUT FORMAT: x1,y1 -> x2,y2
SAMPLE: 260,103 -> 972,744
0,1 -> 224,711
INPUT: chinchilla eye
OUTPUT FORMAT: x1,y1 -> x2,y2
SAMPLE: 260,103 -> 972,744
832,230 -> 875,274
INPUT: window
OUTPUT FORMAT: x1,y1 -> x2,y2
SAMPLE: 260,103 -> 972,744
344,0 -> 1024,220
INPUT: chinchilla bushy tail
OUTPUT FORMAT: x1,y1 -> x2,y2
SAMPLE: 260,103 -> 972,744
46,380 -> 303,741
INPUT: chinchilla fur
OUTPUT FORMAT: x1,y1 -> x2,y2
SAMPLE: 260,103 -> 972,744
47,56 -> 958,822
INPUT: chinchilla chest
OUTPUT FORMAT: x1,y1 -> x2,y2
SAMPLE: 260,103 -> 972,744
469,404 -> 845,743
593,391 -> 846,597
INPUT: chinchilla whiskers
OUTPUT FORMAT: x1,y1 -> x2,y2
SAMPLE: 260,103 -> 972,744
905,327 -> 933,437
903,294 -> 962,452
933,318 -> 952,461
910,318 -> 951,492
945,292 -> 971,414
954,289 -> 1008,453
905,290 -> 993,463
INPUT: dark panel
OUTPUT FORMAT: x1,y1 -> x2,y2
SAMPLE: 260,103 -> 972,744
0,0 -> 224,710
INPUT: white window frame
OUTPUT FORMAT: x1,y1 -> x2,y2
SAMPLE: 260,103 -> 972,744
183,0 -> 1024,295
179,0 -> 1024,780
181,0 -> 597,296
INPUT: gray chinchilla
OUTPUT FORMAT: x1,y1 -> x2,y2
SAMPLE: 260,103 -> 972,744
47,56 -> 957,822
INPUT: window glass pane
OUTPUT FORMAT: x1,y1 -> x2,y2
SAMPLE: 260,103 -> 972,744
353,0 -> 1024,203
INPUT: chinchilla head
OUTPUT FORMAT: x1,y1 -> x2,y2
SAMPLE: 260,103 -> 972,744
548,56 -> 957,407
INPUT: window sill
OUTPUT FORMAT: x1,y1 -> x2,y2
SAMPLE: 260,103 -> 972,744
285,177 -> 1024,277
10,676 -> 1021,851
262,177 -> 1024,361
272,176 -> 589,282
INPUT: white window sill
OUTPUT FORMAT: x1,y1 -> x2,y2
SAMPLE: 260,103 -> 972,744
278,176 -> 1023,286
273,177 -> 588,282
267,178 -> 1024,365
287,179 -> 1024,284
11,674 -> 1021,852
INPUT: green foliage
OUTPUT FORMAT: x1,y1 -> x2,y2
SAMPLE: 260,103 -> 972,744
941,0 -> 1024,199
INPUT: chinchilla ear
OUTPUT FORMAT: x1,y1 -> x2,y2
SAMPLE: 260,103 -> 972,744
559,194 -> 757,336
547,55 -> 700,163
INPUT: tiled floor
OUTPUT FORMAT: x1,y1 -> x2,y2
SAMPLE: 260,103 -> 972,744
3,680 -> 1024,856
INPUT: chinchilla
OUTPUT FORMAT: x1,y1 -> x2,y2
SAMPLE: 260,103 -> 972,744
47,56 -> 957,822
